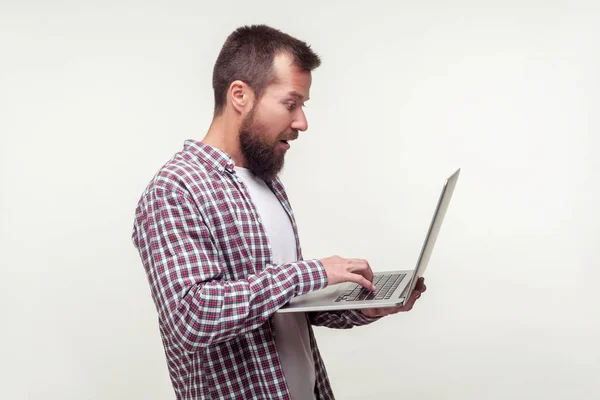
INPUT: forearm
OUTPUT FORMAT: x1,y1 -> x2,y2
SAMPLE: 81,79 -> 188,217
166,259 -> 327,352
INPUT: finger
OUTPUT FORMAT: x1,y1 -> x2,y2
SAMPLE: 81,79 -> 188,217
347,272 -> 376,291
361,308 -> 376,318
367,308 -> 391,318
397,291 -> 419,311
370,308 -> 384,317
405,290 -> 422,308
348,259 -> 374,283
386,306 -> 406,315
380,305 -> 410,317
381,292 -> 422,315
385,307 -> 404,316
414,282 -> 426,293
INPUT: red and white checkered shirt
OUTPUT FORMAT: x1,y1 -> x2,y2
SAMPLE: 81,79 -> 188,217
132,140 -> 379,399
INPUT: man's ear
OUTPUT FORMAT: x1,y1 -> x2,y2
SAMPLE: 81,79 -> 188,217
229,80 -> 254,114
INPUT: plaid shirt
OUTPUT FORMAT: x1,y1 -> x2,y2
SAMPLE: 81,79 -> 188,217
132,140 -> 379,399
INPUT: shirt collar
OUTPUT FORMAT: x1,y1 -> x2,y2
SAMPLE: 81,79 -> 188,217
183,139 -> 236,174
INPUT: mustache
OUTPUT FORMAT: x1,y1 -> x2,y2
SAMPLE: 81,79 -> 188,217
280,130 -> 299,141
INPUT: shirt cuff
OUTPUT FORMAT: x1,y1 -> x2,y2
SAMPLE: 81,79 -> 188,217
292,259 -> 328,295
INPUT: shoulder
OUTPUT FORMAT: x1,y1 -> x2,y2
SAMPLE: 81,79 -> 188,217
138,150 -> 218,206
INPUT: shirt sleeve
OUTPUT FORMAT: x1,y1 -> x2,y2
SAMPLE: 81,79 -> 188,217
132,188 -> 328,353
307,309 -> 382,328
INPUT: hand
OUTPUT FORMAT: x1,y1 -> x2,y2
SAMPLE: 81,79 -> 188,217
361,277 -> 427,318
319,255 -> 375,291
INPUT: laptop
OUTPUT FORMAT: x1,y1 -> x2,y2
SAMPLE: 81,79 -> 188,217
276,168 -> 460,313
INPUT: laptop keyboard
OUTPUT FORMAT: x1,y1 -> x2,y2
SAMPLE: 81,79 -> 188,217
335,273 -> 407,302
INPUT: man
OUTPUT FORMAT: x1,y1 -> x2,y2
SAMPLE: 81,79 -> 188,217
132,24 -> 426,400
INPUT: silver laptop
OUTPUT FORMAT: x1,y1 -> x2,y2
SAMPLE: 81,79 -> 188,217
277,168 -> 460,313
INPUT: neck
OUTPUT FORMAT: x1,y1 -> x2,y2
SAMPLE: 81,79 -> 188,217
202,114 -> 247,167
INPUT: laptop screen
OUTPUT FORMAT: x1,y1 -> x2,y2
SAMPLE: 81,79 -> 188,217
404,169 -> 460,299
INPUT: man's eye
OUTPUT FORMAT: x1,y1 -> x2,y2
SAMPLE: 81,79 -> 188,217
286,103 -> 297,110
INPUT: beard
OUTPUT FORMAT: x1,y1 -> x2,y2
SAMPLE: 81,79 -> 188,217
239,106 -> 296,181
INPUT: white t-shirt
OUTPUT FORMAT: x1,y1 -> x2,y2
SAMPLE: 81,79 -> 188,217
235,166 -> 316,400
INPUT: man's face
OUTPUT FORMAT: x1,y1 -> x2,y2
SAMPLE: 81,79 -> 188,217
239,53 -> 311,181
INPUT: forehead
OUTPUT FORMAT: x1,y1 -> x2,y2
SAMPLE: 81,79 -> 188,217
266,53 -> 312,100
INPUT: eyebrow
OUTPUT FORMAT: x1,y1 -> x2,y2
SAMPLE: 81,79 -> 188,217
288,91 -> 310,102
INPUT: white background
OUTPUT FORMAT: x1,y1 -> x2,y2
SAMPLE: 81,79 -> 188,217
1,1 -> 598,399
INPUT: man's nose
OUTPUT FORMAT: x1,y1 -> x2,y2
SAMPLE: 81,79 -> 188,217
291,109 -> 308,132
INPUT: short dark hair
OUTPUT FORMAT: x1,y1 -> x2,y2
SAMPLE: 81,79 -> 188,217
212,24 -> 321,116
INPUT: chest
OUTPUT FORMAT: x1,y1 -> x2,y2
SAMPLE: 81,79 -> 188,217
195,173 -> 299,279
